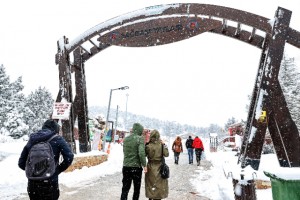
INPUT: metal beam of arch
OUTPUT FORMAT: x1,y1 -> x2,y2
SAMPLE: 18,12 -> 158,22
57,3 -> 300,64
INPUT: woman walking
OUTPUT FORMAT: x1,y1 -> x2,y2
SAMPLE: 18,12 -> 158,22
172,136 -> 183,164
145,130 -> 169,200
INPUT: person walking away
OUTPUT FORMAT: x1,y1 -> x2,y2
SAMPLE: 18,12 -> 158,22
185,136 -> 194,164
18,119 -> 74,200
193,136 -> 204,166
145,129 -> 169,200
172,136 -> 183,164
121,123 -> 147,200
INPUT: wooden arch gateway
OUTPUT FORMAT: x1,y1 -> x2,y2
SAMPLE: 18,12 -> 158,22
55,3 -> 300,170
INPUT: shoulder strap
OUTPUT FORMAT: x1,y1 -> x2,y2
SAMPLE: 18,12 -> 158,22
161,144 -> 166,163
47,134 -> 58,142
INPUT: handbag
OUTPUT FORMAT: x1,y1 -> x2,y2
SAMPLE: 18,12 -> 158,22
160,144 -> 170,179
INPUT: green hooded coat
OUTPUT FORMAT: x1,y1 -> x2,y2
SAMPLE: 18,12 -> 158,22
122,123 -> 147,167
145,130 -> 169,199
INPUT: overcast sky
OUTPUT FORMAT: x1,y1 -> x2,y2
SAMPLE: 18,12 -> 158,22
1,0 -> 300,127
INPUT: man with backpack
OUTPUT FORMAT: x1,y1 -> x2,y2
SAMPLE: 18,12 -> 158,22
185,135 -> 194,164
18,119 -> 74,200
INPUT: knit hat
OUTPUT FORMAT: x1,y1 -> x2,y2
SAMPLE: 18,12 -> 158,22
42,120 -> 60,133
132,123 -> 144,136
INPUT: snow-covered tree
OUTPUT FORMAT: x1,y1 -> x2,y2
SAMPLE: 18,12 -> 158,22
0,64 -> 28,138
279,55 -> 300,130
24,86 -> 54,134
0,64 -> 10,129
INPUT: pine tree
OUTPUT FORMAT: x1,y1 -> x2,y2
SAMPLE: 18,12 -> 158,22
0,64 -> 28,138
0,64 -> 10,129
279,55 -> 300,130
24,86 -> 54,134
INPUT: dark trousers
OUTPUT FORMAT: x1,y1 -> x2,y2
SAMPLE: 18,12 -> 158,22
174,152 -> 180,164
27,180 -> 59,200
120,166 -> 143,200
195,148 -> 203,163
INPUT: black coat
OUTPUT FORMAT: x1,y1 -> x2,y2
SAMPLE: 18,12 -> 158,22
185,138 -> 194,149
18,129 -> 74,182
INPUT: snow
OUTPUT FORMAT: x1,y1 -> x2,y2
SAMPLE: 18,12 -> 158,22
3,136 -> 300,199
265,167 -> 300,180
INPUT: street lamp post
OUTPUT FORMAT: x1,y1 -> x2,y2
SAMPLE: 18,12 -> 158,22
102,86 -> 129,152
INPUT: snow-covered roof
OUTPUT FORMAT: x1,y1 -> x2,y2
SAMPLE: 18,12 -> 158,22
210,133 -> 218,137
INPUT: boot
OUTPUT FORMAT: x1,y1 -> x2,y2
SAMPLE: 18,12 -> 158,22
197,161 -> 200,166
175,156 -> 179,164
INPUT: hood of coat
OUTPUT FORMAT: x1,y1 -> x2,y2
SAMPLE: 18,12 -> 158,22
28,129 -> 56,146
42,119 -> 60,133
150,129 -> 160,142
132,123 -> 144,136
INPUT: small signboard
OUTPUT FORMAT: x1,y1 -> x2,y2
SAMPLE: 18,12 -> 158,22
52,102 -> 71,120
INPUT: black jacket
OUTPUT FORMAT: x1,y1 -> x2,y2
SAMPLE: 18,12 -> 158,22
18,129 -> 74,182
185,138 -> 194,149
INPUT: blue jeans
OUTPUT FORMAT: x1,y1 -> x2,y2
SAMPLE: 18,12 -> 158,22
187,148 -> 194,164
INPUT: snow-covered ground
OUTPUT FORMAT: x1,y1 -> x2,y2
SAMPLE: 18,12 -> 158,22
0,136 -> 289,200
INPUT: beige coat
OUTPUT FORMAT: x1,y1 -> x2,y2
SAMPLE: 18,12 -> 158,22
145,130 -> 169,199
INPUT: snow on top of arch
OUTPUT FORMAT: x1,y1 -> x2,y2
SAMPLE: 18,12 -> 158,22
66,3 -> 180,51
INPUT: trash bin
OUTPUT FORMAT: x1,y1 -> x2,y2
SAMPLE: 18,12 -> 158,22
264,171 -> 300,200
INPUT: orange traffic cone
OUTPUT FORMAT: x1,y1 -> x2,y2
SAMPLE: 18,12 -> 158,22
106,142 -> 111,154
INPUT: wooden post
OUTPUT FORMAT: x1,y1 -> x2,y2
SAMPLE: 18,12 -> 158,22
73,48 -> 91,152
55,36 -> 76,153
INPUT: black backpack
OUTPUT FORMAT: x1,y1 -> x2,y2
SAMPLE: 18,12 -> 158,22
25,135 -> 58,180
